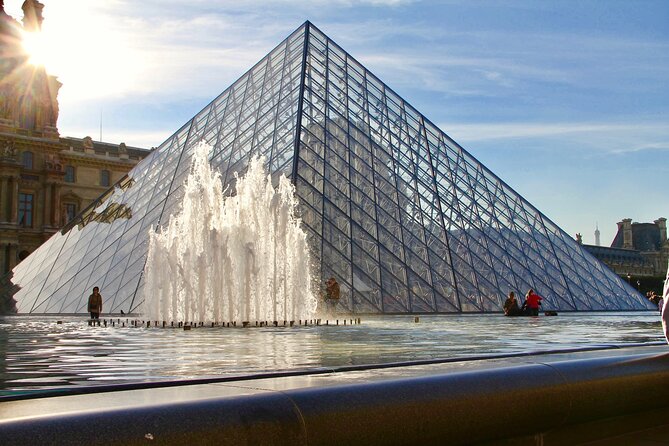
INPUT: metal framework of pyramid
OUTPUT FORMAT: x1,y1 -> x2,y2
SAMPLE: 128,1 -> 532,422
3,22 -> 651,314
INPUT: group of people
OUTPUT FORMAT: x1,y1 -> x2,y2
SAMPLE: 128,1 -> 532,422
87,263 -> 669,334
503,289 -> 544,317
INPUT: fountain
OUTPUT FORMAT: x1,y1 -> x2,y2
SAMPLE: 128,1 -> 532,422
141,143 -> 318,325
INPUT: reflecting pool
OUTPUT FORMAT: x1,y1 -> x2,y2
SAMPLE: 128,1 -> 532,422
0,313 -> 664,395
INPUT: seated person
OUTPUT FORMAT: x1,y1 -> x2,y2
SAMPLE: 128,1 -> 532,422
503,291 -> 521,316
524,289 -> 543,316
649,291 -> 662,311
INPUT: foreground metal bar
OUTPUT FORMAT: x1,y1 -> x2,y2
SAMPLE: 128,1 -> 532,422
2,349 -> 669,445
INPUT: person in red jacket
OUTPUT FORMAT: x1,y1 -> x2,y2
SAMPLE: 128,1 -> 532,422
524,289 -> 542,316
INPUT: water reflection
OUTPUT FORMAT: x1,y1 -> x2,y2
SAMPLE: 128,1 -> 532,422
0,313 -> 663,394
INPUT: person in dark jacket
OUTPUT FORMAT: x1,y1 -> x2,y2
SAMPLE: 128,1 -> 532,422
88,286 -> 102,319
503,291 -> 521,316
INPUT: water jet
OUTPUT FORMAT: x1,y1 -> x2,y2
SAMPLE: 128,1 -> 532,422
141,143 -> 318,326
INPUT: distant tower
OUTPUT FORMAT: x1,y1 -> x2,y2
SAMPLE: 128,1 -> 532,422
595,223 -> 601,246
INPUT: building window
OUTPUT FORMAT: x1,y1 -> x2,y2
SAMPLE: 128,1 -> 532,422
100,169 -> 110,187
64,203 -> 77,223
18,193 -> 33,227
64,165 -> 75,183
22,151 -> 33,169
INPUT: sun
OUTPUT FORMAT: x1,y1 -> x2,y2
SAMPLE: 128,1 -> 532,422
21,29 -> 50,68
11,1 -> 146,104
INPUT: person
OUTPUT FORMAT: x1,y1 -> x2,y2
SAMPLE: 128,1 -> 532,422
661,261 -> 669,343
503,291 -> 521,316
524,289 -> 542,316
324,277 -> 340,314
88,286 -> 102,320
648,291 -> 662,311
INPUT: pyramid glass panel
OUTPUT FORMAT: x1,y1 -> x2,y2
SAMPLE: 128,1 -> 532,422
2,22 -> 652,314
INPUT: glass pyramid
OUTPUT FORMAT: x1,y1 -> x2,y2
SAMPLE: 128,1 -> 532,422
2,22 -> 651,314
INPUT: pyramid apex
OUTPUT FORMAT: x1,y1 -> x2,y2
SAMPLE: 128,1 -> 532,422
301,20 -> 314,36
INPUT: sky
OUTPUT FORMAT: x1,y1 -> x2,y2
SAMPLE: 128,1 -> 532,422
5,0 -> 668,246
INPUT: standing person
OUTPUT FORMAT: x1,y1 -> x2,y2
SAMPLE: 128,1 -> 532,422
88,286 -> 102,320
661,261 -> 669,343
503,291 -> 521,316
524,289 -> 542,316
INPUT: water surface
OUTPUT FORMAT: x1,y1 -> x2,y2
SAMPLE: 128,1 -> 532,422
0,313 -> 664,395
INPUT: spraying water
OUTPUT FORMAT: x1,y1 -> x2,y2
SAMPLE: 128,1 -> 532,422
141,142 -> 317,324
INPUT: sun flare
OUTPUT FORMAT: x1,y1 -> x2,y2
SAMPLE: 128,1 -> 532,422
7,1 -> 147,104
21,29 -> 49,67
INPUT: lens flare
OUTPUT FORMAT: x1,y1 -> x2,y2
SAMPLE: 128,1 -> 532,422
21,30 -> 47,67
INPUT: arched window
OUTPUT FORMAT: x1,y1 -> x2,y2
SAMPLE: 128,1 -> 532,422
22,151 -> 33,169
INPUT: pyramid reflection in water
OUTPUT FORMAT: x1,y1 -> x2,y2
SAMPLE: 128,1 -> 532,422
3,22 -> 651,314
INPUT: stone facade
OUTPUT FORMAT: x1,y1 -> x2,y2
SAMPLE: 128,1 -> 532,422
581,218 -> 669,294
0,133 -> 149,274
0,2 -> 150,275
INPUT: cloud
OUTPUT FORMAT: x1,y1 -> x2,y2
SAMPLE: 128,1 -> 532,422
24,0 -> 666,111
9,1 -> 667,153
441,121 -> 669,155
322,18 -> 669,99
142,0 -> 417,6
610,141 -> 669,155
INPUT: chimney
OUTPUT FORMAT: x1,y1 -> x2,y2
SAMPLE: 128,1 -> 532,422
620,218 -> 633,249
656,217 -> 667,244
